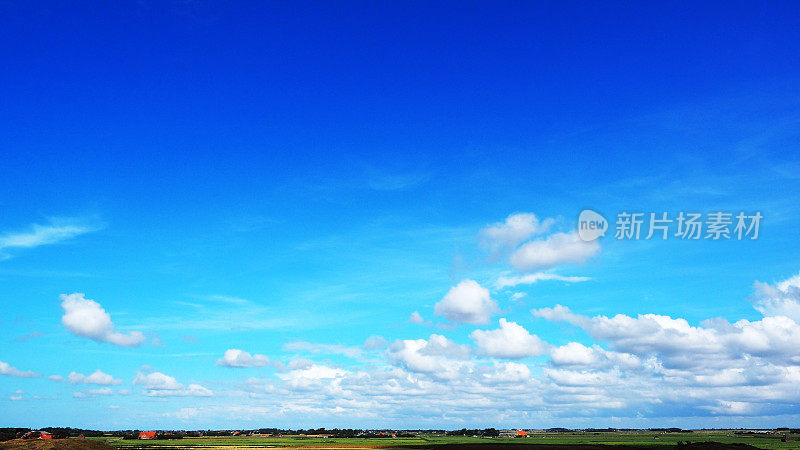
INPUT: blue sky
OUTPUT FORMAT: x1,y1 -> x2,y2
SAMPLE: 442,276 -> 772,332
2,0 -> 800,430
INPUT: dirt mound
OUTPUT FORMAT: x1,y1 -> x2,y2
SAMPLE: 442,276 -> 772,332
0,440 -> 114,450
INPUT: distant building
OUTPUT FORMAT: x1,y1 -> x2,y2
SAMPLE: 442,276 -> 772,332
516,430 -> 528,437
139,431 -> 158,440
22,431 -> 53,440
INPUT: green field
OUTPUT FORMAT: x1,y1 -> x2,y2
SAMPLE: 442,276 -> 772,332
91,431 -> 800,449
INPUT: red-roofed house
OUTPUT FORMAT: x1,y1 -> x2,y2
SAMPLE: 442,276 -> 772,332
22,431 -> 53,440
139,431 -> 157,440
516,430 -> 528,437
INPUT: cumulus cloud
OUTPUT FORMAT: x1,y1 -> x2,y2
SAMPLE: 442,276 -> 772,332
543,367 -> 620,387
483,362 -> 532,383
470,318 -> 549,359
67,370 -> 122,385
434,279 -> 498,324
548,342 -> 640,369
191,271 -> 800,426
752,271 -> 800,322
133,370 -> 212,397
480,213 -> 554,254
133,371 -> 184,390
532,304 -> 800,369
510,232 -> 600,272
388,334 -> 472,379
479,213 -> 601,273
496,272 -> 591,289
60,293 -> 145,347
217,349 -> 271,368
0,361 -> 40,378
277,364 -> 348,390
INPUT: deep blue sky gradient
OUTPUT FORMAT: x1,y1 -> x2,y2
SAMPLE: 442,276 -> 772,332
2,0 -> 800,430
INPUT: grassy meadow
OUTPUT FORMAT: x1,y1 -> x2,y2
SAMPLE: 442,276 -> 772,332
89,431 -> 800,449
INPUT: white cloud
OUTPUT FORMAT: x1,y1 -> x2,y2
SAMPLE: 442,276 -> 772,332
145,384 -> 213,397
549,342 -> 597,366
548,342 -> 640,369
496,272 -> 591,289
133,370 -> 212,397
60,293 -> 146,347
543,367 -> 619,387
284,341 -> 364,359
73,387 -> 116,398
483,362 -> 532,383
277,364 -> 348,390
0,218 -> 100,253
388,334 -> 472,379
703,401 -> 755,416
510,232 -> 600,271
68,370 -> 122,385
752,271 -> 800,322
217,349 -> 271,367
408,311 -> 425,324
481,213 -> 554,254
532,305 -> 800,369
434,279 -> 498,324
0,361 -> 40,378
470,318 -> 549,359
133,371 -> 184,390
408,312 -> 434,327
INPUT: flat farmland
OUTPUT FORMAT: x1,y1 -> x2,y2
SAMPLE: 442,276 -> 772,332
87,432 -> 800,449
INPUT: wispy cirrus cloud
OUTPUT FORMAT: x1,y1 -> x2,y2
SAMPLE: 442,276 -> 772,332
283,341 -> 364,360
0,217 -> 103,258
496,272 -> 591,289
363,165 -> 430,191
